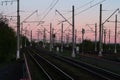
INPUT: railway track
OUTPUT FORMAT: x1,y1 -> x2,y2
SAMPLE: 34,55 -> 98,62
55,56 -> 120,80
78,54 -> 120,75
26,48 -> 74,80
79,52 -> 120,64
33,47 -> 120,80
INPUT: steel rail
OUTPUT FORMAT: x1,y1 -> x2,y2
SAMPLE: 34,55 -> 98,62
31,49 -> 74,80
27,50 -> 53,80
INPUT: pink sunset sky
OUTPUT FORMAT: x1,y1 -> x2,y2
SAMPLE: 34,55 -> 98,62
0,0 -> 120,43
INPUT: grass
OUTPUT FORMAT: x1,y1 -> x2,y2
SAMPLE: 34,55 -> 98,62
60,50 -> 72,57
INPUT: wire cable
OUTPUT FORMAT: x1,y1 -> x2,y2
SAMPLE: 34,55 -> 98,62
76,0 -> 106,15
37,0 -> 59,26
66,0 -> 106,20
75,0 -> 95,10
31,0 -> 59,31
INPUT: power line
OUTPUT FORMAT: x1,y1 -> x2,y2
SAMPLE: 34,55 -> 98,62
75,0 -> 106,16
66,0 -> 106,20
40,0 -> 55,17
57,0 -> 106,25
63,24 -> 71,33
55,0 -> 95,18
75,0 -> 95,10
30,0 -> 59,32
40,0 -> 59,20
21,10 -> 38,23
37,0 -> 59,26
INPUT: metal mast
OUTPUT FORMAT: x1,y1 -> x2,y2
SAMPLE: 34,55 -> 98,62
99,4 -> 102,56
16,0 -> 20,59
114,15 -> 117,53
95,23 -> 97,51
50,23 -> 52,52
72,5 -> 75,57
61,23 -> 63,52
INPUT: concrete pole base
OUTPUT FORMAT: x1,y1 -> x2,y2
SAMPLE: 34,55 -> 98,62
43,45 -> 45,48
72,50 -> 75,57
98,51 -> 102,56
114,49 -> 117,54
61,48 -> 63,52
16,50 -> 20,59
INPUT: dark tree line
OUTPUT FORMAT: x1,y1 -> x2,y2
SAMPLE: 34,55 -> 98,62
0,16 -> 17,63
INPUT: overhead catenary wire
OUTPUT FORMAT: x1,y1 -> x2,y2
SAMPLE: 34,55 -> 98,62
63,24 -> 71,33
40,25 -> 50,33
30,0 -> 59,31
75,0 -> 95,10
55,0 -> 95,17
37,0 -> 59,26
66,0 -> 106,20
54,0 -> 100,36
56,0 -> 106,26
76,0 -> 106,15
41,0 -> 55,15
21,10 -> 38,23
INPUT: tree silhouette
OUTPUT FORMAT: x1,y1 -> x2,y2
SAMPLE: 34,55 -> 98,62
0,16 -> 16,63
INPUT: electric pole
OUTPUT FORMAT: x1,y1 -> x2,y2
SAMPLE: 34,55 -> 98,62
101,25 -> 103,52
52,28 -> 54,49
66,33 -> 70,47
82,28 -> 85,54
50,23 -> 52,52
43,28 -> 46,48
75,29 -> 77,48
61,22 -> 63,52
114,15 -> 117,53
30,30 -> 32,46
104,29 -> 106,44
16,0 -> 20,59
86,23 -> 97,51
99,4 -> 102,56
109,29 -> 111,51
72,5 -> 75,57
37,29 -> 40,45
2,0 -> 23,59
24,29 -> 27,47
103,29 -> 106,51
95,23 -> 97,51
20,23 -> 23,49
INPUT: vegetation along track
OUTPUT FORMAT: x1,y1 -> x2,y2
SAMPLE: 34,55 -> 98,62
33,47 -> 120,80
26,48 -> 74,80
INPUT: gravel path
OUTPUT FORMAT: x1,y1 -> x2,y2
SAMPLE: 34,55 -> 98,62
0,60 -> 24,80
